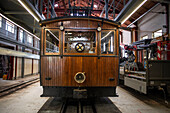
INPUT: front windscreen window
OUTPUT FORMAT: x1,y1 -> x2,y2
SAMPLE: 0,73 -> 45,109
64,31 -> 96,53
101,31 -> 114,54
45,29 -> 59,53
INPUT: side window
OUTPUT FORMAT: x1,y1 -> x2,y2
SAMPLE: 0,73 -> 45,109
6,20 -> 14,33
19,29 -> 23,42
27,34 -> 33,46
45,29 -> 59,53
101,31 -> 114,54
64,31 -> 96,54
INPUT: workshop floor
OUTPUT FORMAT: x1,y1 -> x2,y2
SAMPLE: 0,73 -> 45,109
0,82 -> 170,113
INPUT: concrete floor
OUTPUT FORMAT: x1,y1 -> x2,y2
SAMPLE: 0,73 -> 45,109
110,86 -> 170,113
0,82 -> 49,113
0,82 -> 170,113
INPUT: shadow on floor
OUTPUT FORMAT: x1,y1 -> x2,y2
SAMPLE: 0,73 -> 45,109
38,97 -> 122,113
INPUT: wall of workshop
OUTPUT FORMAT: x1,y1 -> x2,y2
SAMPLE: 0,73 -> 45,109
122,30 -> 131,45
24,58 -> 32,76
12,57 -> 39,79
137,4 -> 167,40
16,58 -> 22,78
33,59 -> 39,74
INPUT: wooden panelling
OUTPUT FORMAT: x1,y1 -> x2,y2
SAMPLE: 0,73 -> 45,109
33,59 -> 39,74
16,57 -> 22,78
41,56 -> 119,87
24,58 -> 32,75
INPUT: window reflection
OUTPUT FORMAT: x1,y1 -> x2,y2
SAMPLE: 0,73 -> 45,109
101,31 -> 114,54
64,31 -> 96,53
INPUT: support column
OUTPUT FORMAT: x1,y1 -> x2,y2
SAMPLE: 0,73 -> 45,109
14,27 -> 19,79
105,0 -> 108,19
21,31 -> 26,78
32,37 -> 35,75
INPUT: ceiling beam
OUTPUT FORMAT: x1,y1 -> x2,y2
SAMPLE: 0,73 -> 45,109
150,0 -> 170,4
62,0 -> 66,9
100,0 -> 110,17
105,0 -> 108,19
4,11 -> 29,14
127,3 -> 160,27
114,0 -> 147,24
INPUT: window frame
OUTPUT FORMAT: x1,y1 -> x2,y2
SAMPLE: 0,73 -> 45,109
63,29 -> 98,56
44,28 -> 61,55
99,30 -> 117,56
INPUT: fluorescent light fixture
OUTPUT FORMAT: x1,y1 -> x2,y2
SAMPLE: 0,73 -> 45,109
94,5 -> 97,8
54,4 -> 58,7
18,0 -> 40,22
121,0 -> 147,24
0,13 -> 39,40
101,31 -> 112,40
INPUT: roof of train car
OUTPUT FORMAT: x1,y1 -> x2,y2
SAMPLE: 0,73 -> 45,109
40,16 -> 121,27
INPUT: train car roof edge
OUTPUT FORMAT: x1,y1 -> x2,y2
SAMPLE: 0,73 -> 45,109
40,16 -> 120,27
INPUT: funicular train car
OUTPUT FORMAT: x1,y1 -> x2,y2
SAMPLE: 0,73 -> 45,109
40,16 -> 120,98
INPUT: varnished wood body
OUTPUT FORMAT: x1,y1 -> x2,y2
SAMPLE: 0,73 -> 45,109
41,56 -> 119,86
40,17 -> 119,88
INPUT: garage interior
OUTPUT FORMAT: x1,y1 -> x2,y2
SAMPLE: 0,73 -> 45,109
0,0 -> 170,113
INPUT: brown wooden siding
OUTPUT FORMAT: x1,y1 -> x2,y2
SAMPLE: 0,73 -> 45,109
41,56 -> 119,87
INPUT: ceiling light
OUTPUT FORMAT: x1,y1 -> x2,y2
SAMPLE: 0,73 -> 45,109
94,5 -> 97,8
18,0 -> 40,22
54,4 -> 58,7
121,0 -> 147,24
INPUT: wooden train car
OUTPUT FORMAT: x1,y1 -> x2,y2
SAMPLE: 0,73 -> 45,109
40,16 -> 120,98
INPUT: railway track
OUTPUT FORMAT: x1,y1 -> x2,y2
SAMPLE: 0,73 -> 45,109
60,98 -> 97,113
0,78 -> 39,97
38,97 -> 121,113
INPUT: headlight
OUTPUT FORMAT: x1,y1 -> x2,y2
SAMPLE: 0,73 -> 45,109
74,72 -> 86,83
